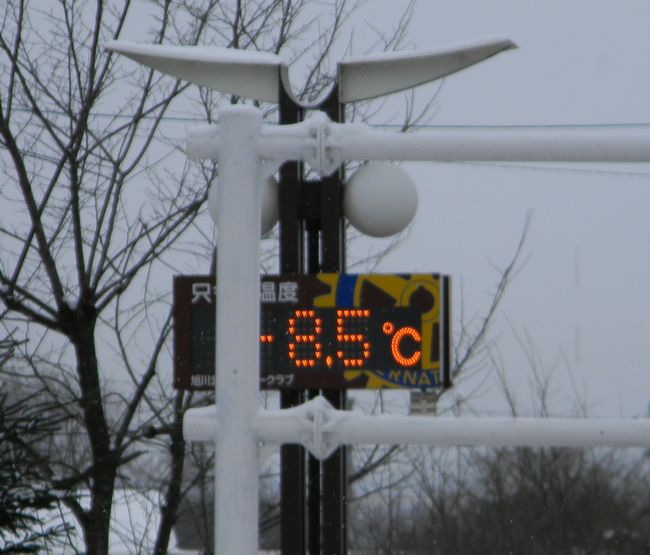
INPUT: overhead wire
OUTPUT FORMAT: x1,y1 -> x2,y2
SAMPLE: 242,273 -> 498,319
9,105 -> 650,128
429,161 -> 650,179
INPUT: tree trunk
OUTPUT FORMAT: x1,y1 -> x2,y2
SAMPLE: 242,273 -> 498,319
154,393 -> 186,555
71,318 -> 116,554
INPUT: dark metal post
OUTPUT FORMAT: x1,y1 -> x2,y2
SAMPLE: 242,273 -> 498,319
279,80 -> 306,555
278,77 -> 347,554
319,88 -> 347,555
306,218 -> 322,555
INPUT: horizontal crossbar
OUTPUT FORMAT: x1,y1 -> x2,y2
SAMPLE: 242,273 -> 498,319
187,113 -> 650,177
183,396 -> 650,460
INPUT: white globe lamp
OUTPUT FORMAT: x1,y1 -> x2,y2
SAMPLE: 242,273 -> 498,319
208,175 -> 279,236
344,163 -> 418,237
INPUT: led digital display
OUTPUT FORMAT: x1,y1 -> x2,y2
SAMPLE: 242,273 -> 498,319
173,273 -> 450,391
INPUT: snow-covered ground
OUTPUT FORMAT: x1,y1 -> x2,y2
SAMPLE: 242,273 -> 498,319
0,487 -> 285,554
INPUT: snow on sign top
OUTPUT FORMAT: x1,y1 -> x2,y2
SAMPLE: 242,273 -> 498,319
105,40 -> 288,102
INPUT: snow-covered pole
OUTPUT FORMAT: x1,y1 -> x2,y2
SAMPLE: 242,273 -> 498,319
184,396 -> 650,459
187,116 -> 650,178
330,411 -> 650,450
333,125 -> 650,163
211,106 -> 262,555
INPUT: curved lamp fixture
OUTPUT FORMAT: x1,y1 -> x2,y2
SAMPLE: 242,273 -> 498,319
105,36 -> 517,104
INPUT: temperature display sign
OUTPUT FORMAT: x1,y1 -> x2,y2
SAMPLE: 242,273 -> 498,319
173,273 -> 450,391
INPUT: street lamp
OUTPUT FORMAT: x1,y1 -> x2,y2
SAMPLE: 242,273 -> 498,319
107,36 -> 517,555
107,36 -> 515,103
208,174 -> 279,235
344,162 -> 418,237
106,36 -> 650,555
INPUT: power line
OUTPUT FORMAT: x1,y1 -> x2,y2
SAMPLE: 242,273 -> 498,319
435,160 -> 650,179
375,122 -> 650,130
9,106 -> 650,129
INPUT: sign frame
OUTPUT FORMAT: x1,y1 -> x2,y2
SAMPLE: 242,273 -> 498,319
173,273 -> 451,391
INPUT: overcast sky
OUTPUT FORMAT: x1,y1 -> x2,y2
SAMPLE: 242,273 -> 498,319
348,1 -> 650,417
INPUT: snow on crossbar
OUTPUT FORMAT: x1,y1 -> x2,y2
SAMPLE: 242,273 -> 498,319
184,395 -> 650,460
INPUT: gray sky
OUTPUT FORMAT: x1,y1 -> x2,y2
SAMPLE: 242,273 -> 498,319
352,0 -> 650,417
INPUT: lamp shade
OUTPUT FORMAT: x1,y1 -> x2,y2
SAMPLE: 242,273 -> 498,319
344,163 -> 417,237
208,175 -> 279,236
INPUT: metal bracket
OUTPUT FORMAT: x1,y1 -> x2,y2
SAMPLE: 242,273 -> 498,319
294,396 -> 344,460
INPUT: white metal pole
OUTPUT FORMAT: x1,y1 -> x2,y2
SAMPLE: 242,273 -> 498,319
191,120 -> 650,173
213,106 -> 262,555
334,126 -> 650,163
330,413 -> 650,449
184,398 -> 650,455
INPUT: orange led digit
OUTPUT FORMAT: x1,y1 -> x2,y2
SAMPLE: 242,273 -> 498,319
390,326 -> 422,367
336,309 -> 370,367
288,310 -> 322,368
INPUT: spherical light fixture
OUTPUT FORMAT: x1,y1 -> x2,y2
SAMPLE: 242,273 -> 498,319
208,175 -> 279,236
344,163 -> 418,237
259,176 -> 279,235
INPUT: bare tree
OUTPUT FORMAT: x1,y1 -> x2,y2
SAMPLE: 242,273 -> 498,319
0,1 -> 430,552
357,325 -> 650,555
